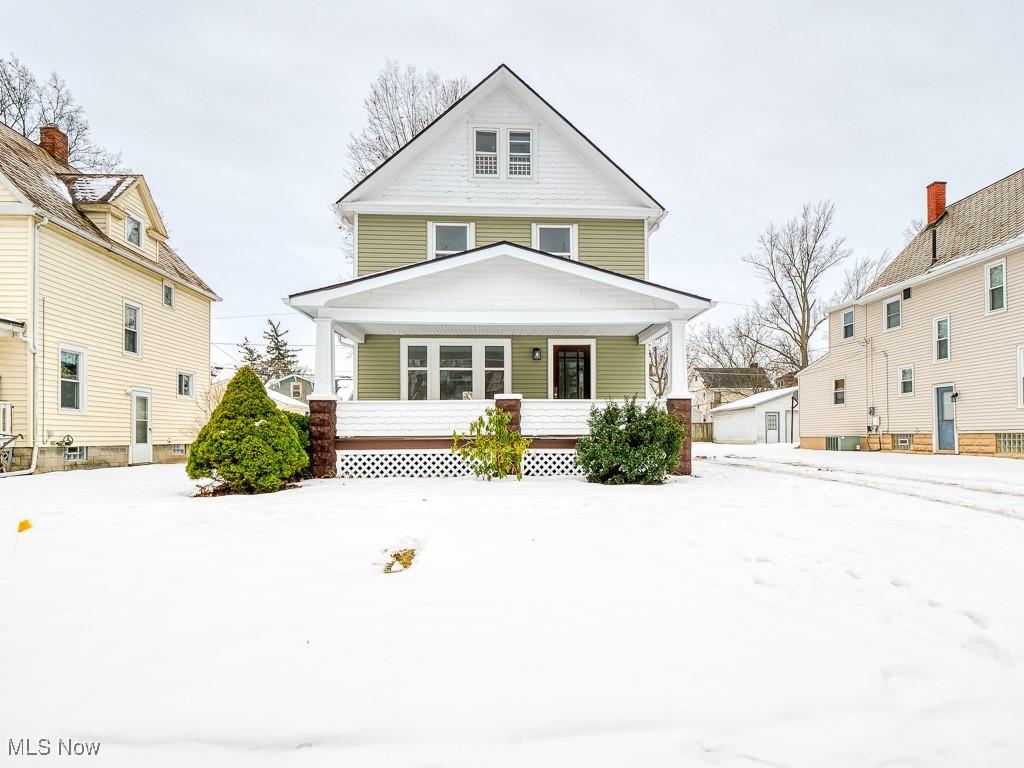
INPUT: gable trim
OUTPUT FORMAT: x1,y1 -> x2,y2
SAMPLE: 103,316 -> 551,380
336,64 -> 665,214
287,240 -> 711,306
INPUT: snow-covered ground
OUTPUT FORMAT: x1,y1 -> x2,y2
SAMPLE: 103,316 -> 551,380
2,456 -> 1024,767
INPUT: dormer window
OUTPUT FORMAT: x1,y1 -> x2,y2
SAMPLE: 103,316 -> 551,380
474,129 -> 498,176
508,130 -> 532,176
125,214 -> 142,247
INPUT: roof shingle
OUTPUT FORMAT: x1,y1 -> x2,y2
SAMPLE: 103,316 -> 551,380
868,167 -> 1024,293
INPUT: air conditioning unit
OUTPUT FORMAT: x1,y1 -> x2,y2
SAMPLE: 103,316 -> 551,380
0,401 -> 12,435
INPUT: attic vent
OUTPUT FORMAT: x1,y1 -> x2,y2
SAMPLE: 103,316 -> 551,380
903,287 -> 912,300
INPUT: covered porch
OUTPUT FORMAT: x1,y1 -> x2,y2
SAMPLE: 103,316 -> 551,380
284,242 -> 713,476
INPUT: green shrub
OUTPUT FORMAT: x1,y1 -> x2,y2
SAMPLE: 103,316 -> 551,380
284,412 -> 311,479
452,406 -> 532,480
187,366 -> 307,493
575,397 -> 685,485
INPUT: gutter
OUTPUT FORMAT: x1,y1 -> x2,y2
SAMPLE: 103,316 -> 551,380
854,232 -> 1024,307
2,215 -> 48,477
34,209 -> 221,302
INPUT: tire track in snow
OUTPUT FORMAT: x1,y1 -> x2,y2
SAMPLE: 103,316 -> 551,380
702,457 -> 1024,521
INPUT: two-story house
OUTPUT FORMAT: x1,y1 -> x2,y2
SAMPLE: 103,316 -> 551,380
0,123 -> 217,474
285,65 -> 714,477
799,171 -> 1024,457
689,365 -> 773,423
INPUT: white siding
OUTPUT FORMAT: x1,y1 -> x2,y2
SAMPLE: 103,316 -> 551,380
713,409 -> 757,444
370,88 -> 644,208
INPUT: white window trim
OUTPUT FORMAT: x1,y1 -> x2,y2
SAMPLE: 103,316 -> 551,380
58,343 -> 86,415
399,338 -> 511,401
933,314 -> 951,363
470,126 -> 500,179
162,280 -> 175,309
531,223 -> 578,261
932,382 -> 958,454
64,445 -> 87,461
882,296 -> 902,332
177,370 -> 196,400
427,221 -> 475,260
898,364 -> 915,397
840,307 -> 855,341
507,128 -> 534,179
547,338 -> 597,400
832,376 -> 846,407
123,299 -> 143,357
124,213 -> 145,250
985,258 -> 1007,315
290,381 -> 303,399
1018,345 -> 1024,408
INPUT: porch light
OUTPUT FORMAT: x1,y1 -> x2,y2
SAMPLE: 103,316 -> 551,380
532,347 -> 542,361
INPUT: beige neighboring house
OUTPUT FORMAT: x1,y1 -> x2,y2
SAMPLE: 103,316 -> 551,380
0,123 -> 218,474
689,365 -> 773,423
799,171 -> 1024,457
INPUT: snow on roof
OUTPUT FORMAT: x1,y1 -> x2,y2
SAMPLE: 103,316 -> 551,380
710,386 -> 798,413
61,174 -> 138,204
266,388 -> 308,411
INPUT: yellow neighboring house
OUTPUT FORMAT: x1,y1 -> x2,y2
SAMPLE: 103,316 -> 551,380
0,123 -> 218,474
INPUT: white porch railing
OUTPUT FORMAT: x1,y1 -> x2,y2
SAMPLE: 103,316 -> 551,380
337,398 -> 657,438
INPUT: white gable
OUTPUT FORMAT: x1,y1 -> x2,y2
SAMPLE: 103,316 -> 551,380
339,67 -> 663,219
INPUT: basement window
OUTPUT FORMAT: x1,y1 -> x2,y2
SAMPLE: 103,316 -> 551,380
64,446 -> 87,461
893,434 -> 913,451
170,444 -> 186,456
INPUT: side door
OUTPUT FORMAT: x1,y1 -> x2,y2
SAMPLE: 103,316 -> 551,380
935,385 -> 955,451
765,411 -> 780,444
130,389 -> 153,464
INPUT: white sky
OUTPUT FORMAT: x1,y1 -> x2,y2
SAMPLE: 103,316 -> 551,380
9,0 -> 1024,372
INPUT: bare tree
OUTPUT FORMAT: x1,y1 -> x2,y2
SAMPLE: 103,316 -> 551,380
0,54 -> 122,171
903,217 -> 923,244
647,338 -> 669,398
345,61 -> 469,183
743,201 -> 852,370
689,312 -> 787,391
830,251 -> 890,306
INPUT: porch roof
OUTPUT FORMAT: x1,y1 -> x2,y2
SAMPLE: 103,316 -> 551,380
285,241 -> 714,341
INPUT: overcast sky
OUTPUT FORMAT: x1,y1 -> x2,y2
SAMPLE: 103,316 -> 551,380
9,0 -> 1024,371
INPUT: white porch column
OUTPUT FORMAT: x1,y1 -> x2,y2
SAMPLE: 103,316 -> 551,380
665,319 -> 690,397
311,316 -> 337,399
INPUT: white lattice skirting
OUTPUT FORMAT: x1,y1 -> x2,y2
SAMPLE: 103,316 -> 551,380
335,449 -> 581,479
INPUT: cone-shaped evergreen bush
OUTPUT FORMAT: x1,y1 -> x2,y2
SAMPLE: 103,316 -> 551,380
187,366 -> 307,493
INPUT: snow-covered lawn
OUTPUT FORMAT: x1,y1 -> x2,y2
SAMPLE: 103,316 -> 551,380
2,458 -> 1024,766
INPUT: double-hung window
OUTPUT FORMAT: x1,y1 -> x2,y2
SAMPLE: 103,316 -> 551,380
123,300 -> 142,355
986,259 -> 1006,313
532,224 -> 575,259
125,214 -> 143,247
290,381 -> 303,399
162,281 -> 175,308
833,378 -> 846,406
883,297 -> 901,331
842,309 -> 854,339
934,315 -> 950,361
400,339 -> 511,400
429,222 -> 472,259
177,371 -> 194,398
473,129 -> 498,176
59,345 -> 84,412
508,130 -> 532,176
899,366 -> 914,396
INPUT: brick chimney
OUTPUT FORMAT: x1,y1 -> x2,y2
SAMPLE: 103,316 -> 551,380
39,124 -> 69,164
926,181 -> 946,225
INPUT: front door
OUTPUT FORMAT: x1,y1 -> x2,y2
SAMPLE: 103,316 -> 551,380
553,345 -> 591,399
765,411 -> 780,443
130,390 -> 153,464
936,385 -> 955,451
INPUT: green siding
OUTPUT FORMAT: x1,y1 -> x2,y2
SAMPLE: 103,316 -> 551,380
357,335 -> 399,399
511,336 -> 548,398
595,336 -> 646,398
354,335 -> 645,401
356,214 -> 645,278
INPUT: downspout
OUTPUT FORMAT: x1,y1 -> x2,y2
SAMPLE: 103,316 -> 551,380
2,215 -> 47,477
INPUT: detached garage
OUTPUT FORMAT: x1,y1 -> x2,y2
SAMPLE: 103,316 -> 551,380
710,387 -> 799,444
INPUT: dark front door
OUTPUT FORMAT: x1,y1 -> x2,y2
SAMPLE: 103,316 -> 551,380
936,385 -> 955,451
553,345 -> 591,399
